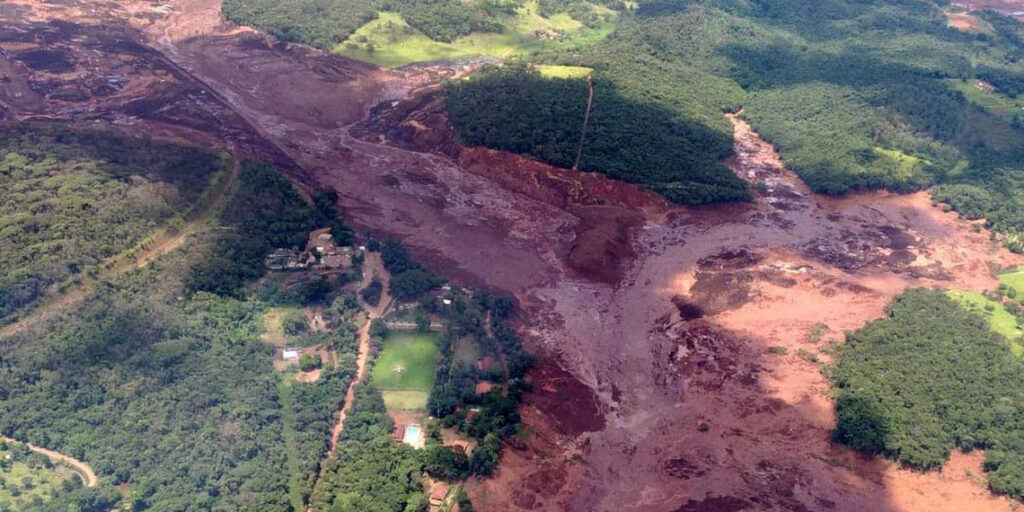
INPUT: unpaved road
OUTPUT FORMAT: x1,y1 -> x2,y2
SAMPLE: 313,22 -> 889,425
2,436 -> 98,487
572,75 -> 593,171
327,252 -> 393,454
3,2 -> 1024,511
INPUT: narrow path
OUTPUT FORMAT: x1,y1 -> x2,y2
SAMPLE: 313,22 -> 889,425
326,252 -> 392,454
572,75 -> 594,171
0,156 -> 240,340
305,253 -> 392,511
484,311 -> 510,397
2,436 -> 98,487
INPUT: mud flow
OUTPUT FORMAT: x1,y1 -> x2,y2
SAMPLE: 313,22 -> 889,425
2,1 -> 1022,511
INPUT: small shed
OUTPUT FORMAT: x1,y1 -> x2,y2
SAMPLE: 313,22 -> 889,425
282,349 -> 300,361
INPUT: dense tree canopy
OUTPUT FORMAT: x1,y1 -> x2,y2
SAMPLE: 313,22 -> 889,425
0,125 -> 222,323
831,289 -> 1024,498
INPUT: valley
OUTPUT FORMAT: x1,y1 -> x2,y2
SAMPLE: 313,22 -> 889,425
3,1 -> 1024,511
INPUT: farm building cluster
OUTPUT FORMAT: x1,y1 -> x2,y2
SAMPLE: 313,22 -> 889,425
266,228 -> 361,271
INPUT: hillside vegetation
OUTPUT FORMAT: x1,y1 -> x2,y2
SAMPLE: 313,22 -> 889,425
0,157 -> 359,511
445,64 -> 749,203
224,0 -> 621,67
831,289 -> 1024,498
0,125 -> 222,324
441,0 -> 1024,237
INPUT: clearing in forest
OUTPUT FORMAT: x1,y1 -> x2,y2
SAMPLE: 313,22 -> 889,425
948,290 -> 1024,356
333,1 -> 616,67
371,332 -> 440,410
536,64 -> 593,79
1000,266 -> 1024,295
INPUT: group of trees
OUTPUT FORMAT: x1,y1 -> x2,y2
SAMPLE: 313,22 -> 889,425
222,0 -> 517,50
443,0 -> 1024,241
1,141 -> 362,510
0,124 -> 222,323
830,289 -> 1024,498
444,64 -> 750,204
626,0 -> 1024,235
380,239 -> 443,301
424,290 -> 531,477
312,383 -> 425,512
187,162 -> 349,297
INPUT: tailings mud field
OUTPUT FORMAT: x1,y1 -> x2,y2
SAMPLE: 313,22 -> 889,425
3,2 -> 1023,511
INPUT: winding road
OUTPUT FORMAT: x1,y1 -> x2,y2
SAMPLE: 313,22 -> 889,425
2,436 -> 98,488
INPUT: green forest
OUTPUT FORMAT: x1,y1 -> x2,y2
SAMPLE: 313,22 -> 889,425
830,289 -> 1024,498
0,125 -> 223,324
445,64 -> 749,204
443,0 -> 1024,239
0,148 -> 359,511
222,0 -> 1024,243
222,0 -> 565,48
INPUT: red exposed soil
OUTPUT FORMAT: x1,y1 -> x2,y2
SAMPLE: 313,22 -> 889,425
954,0 -> 1024,20
4,2 -> 1024,512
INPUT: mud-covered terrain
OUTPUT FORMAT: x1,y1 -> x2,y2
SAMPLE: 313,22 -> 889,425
3,1 -> 1024,511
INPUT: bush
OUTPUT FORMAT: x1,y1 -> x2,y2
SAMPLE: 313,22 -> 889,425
283,312 -> 309,336
299,354 -> 323,372
361,278 -> 383,306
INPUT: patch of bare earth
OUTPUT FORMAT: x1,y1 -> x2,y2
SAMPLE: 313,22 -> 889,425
5,2 -> 1024,511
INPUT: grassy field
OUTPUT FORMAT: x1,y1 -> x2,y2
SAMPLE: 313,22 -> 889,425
261,306 -> 303,346
334,2 -> 617,67
1000,266 -> 1024,296
948,79 -> 1024,118
873,147 -> 923,177
372,332 -> 439,410
452,335 -> 480,366
0,448 -> 76,511
536,64 -> 593,79
381,390 -> 431,410
948,290 -> 1024,356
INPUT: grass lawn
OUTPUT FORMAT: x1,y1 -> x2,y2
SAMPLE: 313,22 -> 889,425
261,306 -> 303,346
1000,266 -> 1024,297
334,2 -> 617,67
948,290 -> 1024,357
381,390 -> 431,410
453,335 -> 480,366
372,332 -> 440,403
536,64 -> 593,79
0,448 -> 76,511
873,147 -> 923,178
948,79 -> 1024,119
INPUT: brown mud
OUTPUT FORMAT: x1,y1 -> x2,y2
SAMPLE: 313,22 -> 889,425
2,2 -> 1024,511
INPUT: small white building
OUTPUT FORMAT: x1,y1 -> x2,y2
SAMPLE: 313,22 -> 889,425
282,349 -> 300,361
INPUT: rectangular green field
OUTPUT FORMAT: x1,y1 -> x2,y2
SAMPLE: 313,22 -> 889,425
381,390 -> 431,410
948,290 -> 1024,357
372,332 -> 440,394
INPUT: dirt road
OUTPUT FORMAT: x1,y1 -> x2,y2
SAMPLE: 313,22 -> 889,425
327,252 -> 393,454
572,75 -> 594,171
2,436 -> 98,488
